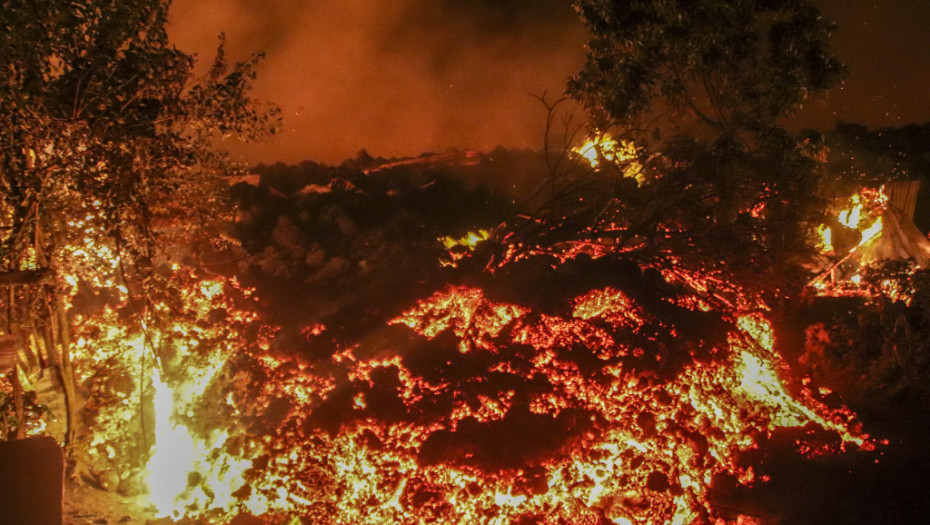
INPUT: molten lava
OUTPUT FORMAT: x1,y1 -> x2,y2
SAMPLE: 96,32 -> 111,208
49,196 -> 874,523
126,275 -> 859,524
60,253 -> 875,524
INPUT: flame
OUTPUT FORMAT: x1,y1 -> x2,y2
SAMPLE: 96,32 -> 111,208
812,188 -> 888,294
441,229 -> 490,251
816,191 -> 885,256
817,224 -> 834,253
573,135 -> 644,181
858,216 -> 883,246
145,344 -> 254,519
838,196 -> 862,229
440,229 -> 492,267
147,367 -> 196,515
576,137 -> 609,167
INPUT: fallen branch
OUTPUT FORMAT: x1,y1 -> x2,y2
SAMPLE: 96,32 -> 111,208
0,268 -> 49,287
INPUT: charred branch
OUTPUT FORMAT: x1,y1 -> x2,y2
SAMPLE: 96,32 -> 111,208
0,268 -> 49,287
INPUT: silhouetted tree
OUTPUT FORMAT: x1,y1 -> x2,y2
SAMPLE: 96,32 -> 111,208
517,0 -> 847,301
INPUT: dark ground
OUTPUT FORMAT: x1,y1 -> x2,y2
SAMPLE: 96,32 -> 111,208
711,397 -> 930,524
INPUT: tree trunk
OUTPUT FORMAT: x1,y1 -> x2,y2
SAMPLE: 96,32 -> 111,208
9,366 -> 25,440
55,293 -> 81,449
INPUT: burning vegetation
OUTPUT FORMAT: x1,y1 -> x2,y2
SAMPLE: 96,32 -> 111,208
3,1 -> 930,524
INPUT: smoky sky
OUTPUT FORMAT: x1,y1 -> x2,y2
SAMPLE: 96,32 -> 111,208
168,0 -> 587,165
168,1 -> 930,165
792,0 -> 930,133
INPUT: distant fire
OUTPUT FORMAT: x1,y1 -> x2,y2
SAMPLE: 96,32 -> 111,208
816,189 -> 886,255
440,230 -> 492,267
812,187 -> 895,294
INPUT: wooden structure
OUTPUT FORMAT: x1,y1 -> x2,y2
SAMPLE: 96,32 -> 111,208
861,181 -> 930,268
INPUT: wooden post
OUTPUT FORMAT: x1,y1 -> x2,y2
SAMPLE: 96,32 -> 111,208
1,334 -> 22,440
9,367 -> 24,440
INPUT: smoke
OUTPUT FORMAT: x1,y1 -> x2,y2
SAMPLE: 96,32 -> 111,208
168,0 -> 588,165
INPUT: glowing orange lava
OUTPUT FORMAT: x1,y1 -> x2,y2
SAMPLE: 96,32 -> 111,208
143,279 -> 865,524
56,226 -> 871,524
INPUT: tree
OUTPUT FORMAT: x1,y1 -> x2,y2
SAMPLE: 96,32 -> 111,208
569,0 -> 845,142
0,0 -> 278,448
515,0 -> 847,301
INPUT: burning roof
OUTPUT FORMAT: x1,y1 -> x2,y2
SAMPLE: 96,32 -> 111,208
813,182 -> 930,296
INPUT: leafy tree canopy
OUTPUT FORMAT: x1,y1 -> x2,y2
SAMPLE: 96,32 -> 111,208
0,0 -> 278,445
568,0 -> 845,145
0,0 -> 278,280
518,0 -> 848,301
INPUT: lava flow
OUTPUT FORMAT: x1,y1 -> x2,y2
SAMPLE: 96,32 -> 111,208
50,181 -> 873,523
67,256 -> 868,524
